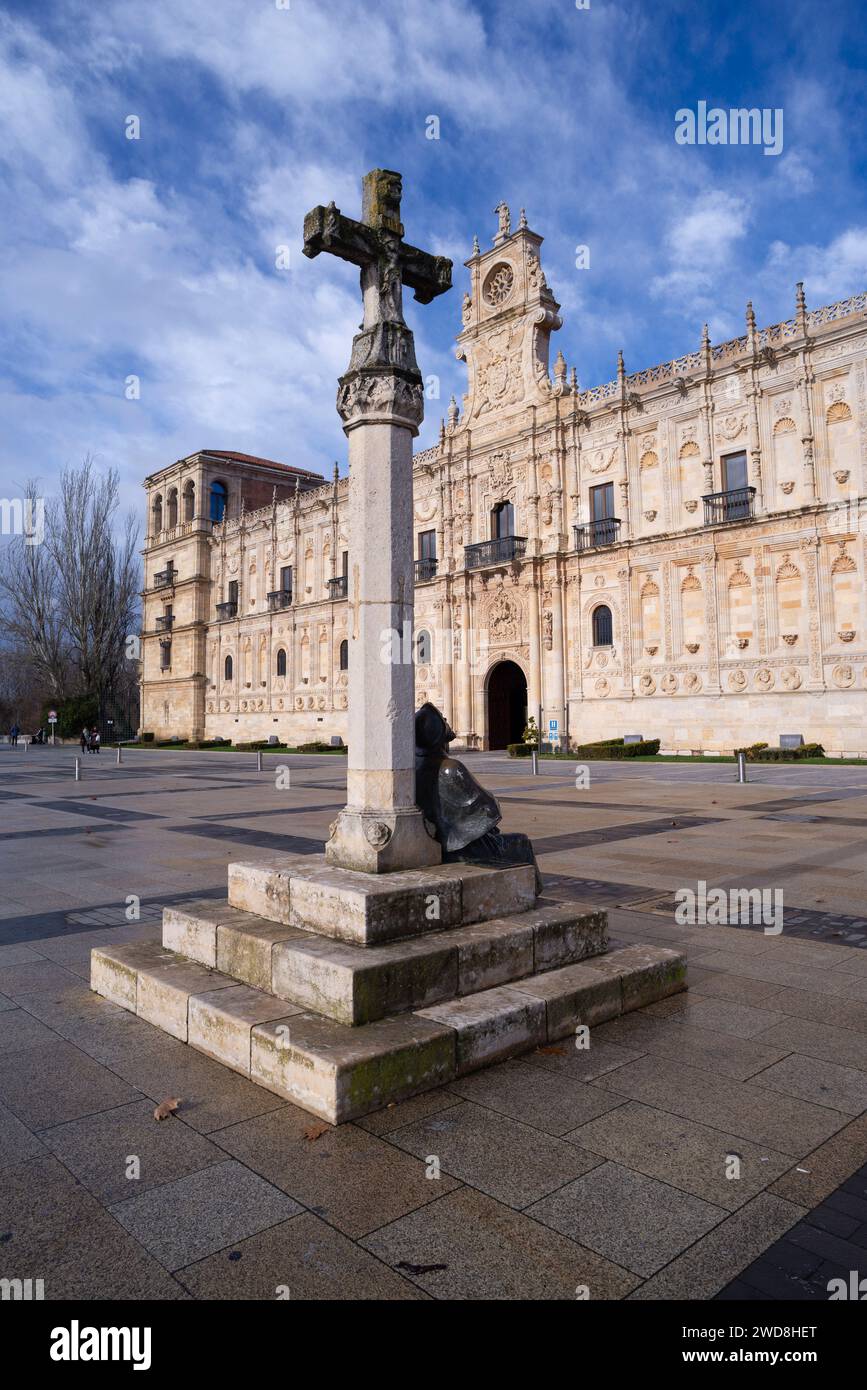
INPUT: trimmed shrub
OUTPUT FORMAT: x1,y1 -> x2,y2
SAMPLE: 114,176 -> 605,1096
751,742 -> 825,761
572,738 -> 661,759
507,742 -> 535,757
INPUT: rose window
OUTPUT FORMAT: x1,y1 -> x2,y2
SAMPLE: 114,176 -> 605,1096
483,262 -> 514,306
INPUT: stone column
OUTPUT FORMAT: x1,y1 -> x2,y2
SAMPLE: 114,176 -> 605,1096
528,568 -> 542,727
329,391 -> 440,872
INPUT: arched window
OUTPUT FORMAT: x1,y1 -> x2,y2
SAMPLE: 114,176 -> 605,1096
224,654 -> 233,681
416,629 -> 432,664
491,501 -> 514,539
592,604 -> 613,647
166,488 -> 178,529
210,480 -> 228,523
339,639 -> 349,671
183,480 -> 195,522
152,494 -> 163,534
276,648 -> 287,677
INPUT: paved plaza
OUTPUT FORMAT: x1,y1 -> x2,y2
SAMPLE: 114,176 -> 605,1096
1,745 -> 867,1300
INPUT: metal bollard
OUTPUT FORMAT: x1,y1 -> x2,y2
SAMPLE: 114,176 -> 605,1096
256,749 -> 263,772
531,749 -> 539,776
116,745 -> 122,765
74,757 -> 81,782
737,750 -> 747,784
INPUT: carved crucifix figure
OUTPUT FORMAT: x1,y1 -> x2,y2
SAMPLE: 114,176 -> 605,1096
303,170 -> 453,873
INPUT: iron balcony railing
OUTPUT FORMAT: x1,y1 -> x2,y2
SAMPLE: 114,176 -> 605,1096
703,486 -> 756,525
414,557 -> 438,582
155,614 -> 174,631
574,518 -> 622,551
215,599 -> 238,620
327,576 -> 348,599
266,589 -> 293,611
153,566 -> 177,588
464,536 -> 527,570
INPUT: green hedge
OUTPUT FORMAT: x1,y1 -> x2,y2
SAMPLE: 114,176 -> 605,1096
572,738 -> 661,759
749,743 -> 825,761
507,742 -> 537,757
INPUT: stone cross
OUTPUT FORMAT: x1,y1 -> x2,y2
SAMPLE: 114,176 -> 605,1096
303,170 -> 452,872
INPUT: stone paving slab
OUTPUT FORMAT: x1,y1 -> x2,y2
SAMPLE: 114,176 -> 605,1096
109,1158 -> 303,1271
528,1160 -> 727,1278
446,1057 -> 625,1136
388,1100 -> 602,1208
360,1185 -> 640,1300
40,1099 -> 225,1203
3,747 -> 867,1300
211,1102 -> 462,1238
176,1211 -> 428,1300
567,1100 -> 793,1211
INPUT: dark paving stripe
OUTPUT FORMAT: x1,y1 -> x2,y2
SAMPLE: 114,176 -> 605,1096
2,824 -> 134,842
622,893 -> 867,948
747,789 -> 867,812
37,799 -> 162,822
542,873 -> 658,905
533,814 -> 723,854
716,1162 -> 867,1301
0,888 -> 225,944
169,823 -> 323,854
759,812 -> 867,827
499,795 -> 679,814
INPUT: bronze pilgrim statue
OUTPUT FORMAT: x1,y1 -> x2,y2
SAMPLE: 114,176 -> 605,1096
414,702 -> 542,892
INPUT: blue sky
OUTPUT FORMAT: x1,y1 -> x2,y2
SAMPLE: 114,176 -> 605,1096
2,0 -> 867,517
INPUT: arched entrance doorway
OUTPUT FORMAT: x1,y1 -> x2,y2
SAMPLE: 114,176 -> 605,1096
486,660 -> 528,750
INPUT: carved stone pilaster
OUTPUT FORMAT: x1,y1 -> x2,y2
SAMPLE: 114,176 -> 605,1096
801,539 -> 824,688
701,549 -> 721,692
754,543 -> 769,656
618,566 -> 634,693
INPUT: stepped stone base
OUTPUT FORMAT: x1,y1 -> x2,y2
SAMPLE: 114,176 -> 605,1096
91,853 -> 687,1124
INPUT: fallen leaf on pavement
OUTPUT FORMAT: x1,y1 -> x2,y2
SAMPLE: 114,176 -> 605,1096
153,1098 -> 181,1121
304,1122 -> 330,1141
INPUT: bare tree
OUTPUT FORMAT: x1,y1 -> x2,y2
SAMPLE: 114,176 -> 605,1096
0,458 -> 141,715
0,479 -> 70,697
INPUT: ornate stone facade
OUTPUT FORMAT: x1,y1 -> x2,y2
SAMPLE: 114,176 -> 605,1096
141,211 -> 867,755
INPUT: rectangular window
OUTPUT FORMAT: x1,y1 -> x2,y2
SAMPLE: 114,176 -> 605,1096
590,482 -> 614,520
418,530 -> 436,561
722,451 -> 748,492
280,565 -> 292,593
228,580 -> 238,605
341,550 -> 349,577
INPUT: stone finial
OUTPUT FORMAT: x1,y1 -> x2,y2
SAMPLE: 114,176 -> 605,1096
472,234 -> 480,256
553,349 -> 567,387
518,207 -> 528,230
570,366 -> 579,392
795,280 -> 807,328
745,301 -> 756,333
701,322 -> 710,349
493,201 -> 511,244
439,418 -> 446,443
333,461 -> 339,482
617,349 -> 625,381
447,393 -> 459,427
